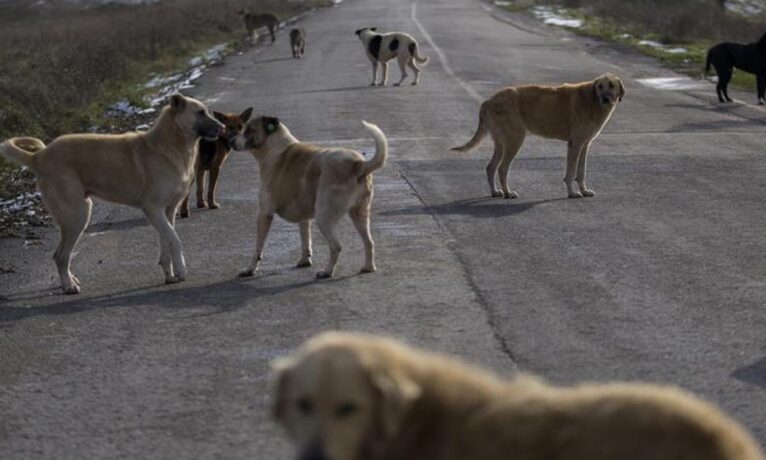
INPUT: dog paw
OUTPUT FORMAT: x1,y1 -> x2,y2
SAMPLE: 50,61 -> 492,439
180,211 -> 190,218
568,191 -> 584,199
503,191 -> 519,199
197,202 -> 208,209
63,284 -> 81,295
316,271 -> 333,279
296,259 -> 312,268
393,83 -> 401,87
369,83 -> 377,87
759,99 -> 765,106
238,269 -> 255,278
209,202 -> 220,210
165,276 -> 181,284
491,190 -> 504,198
360,266 -> 376,274
411,81 -> 419,86
581,189 -> 595,197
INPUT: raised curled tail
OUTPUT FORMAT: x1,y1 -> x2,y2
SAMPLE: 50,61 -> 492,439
0,137 -> 46,170
409,42 -> 429,65
451,102 -> 489,153
359,121 -> 387,177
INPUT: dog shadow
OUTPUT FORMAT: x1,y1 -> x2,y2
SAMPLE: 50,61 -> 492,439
0,276 -> 318,323
297,85 -> 383,95
86,217 -> 147,234
731,356 -> 766,389
383,196 -> 567,219
255,57 -> 295,64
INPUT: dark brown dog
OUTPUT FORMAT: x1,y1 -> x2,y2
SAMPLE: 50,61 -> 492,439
180,108 -> 252,218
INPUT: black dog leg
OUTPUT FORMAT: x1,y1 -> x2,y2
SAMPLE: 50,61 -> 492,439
757,74 -> 766,105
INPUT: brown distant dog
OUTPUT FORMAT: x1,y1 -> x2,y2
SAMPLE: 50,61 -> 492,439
0,94 -> 224,294
238,10 -> 279,45
273,332 -> 765,460
452,73 -> 625,199
180,107 -> 252,218
230,118 -> 387,279
290,28 -> 306,59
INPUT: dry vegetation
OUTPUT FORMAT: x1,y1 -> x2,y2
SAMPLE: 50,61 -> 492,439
552,0 -> 765,44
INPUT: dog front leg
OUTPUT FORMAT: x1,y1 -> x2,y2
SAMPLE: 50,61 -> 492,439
196,171 -> 207,208
207,168 -> 221,209
565,141 -> 585,198
370,59 -> 379,86
757,74 -> 766,105
296,220 -> 313,268
239,213 -> 274,277
180,193 -> 191,218
575,142 -> 595,197
379,62 -> 389,86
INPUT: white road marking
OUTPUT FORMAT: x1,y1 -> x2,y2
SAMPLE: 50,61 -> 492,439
411,1 -> 484,103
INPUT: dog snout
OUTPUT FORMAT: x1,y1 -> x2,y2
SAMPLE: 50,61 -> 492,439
298,443 -> 329,460
601,96 -> 612,105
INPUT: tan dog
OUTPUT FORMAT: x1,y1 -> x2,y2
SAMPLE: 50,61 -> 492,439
452,73 -> 625,199
230,117 -> 387,279
273,332 -> 764,460
0,94 -> 224,294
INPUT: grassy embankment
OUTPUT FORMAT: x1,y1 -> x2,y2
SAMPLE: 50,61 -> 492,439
0,0 -> 332,234
498,0 -> 765,89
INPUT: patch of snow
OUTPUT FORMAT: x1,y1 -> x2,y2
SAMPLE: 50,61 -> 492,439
532,6 -> 583,29
638,40 -> 687,55
636,77 -> 708,91
726,0 -> 764,15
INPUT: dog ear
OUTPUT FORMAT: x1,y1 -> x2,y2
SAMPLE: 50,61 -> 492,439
170,94 -> 186,111
618,79 -> 626,102
212,111 -> 226,122
355,28 -> 365,36
271,357 -> 295,422
240,107 -> 253,122
370,368 -> 421,439
263,116 -> 280,134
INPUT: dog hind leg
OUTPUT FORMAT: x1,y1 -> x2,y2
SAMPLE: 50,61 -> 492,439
497,130 -> 525,199
716,67 -> 733,102
315,197 -> 348,279
144,207 -> 186,283
379,61 -> 389,86
394,55 -> 408,86
350,193 -> 375,273
486,142 -> 504,198
408,58 -> 421,86
196,171 -> 207,208
369,58 -> 379,86
296,220 -> 313,268
757,74 -> 766,105
207,167 -> 221,209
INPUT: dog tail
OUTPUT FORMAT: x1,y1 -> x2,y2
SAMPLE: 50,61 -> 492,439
409,42 -> 429,65
704,49 -> 714,77
451,102 -> 489,153
0,137 -> 46,170
358,121 -> 387,177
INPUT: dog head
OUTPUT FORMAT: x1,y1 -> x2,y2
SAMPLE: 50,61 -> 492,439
230,115 -> 283,151
273,333 -> 422,460
212,108 -> 253,146
355,27 -> 377,38
592,73 -> 625,106
168,94 -> 225,141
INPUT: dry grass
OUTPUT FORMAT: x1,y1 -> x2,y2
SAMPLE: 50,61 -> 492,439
552,0 -> 765,44
0,0 -> 315,141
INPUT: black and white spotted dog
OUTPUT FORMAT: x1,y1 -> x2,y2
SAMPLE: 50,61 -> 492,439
355,27 -> 429,86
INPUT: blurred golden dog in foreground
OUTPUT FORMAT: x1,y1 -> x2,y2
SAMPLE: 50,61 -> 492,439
273,332 -> 763,460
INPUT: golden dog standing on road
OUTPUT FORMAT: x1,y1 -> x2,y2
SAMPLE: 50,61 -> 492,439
453,73 -> 625,199
273,332 -> 764,460
231,117 -> 387,279
0,94 -> 224,294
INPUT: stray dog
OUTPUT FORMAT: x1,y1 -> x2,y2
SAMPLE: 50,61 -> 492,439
290,28 -> 306,59
180,107 -> 253,218
273,332 -> 765,460
0,94 -> 224,294
231,117 -> 387,279
452,73 -> 625,199
706,32 -> 766,104
239,10 -> 279,44
355,28 -> 428,86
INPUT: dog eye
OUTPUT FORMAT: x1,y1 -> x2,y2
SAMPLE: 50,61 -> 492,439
297,397 -> 313,415
336,402 -> 358,418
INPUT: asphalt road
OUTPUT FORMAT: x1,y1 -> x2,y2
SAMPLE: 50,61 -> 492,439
1,0 -> 765,457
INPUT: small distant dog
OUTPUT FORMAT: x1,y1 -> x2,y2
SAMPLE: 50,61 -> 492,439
452,73 -> 625,199
238,10 -> 279,44
230,117 -> 387,279
0,95 -> 224,294
706,32 -> 766,104
355,27 -> 429,86
273,332 -> 766,460
180,107 -> 252,218
290,28 -> 306,59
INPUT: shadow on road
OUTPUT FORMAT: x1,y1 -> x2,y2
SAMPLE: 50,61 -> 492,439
254,57 -> 294,64
297,85 -> 380,94
0,276 -> 317,324
87,217 -> 147,234
732,356 -> 766,389
382,197 -> 566,219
